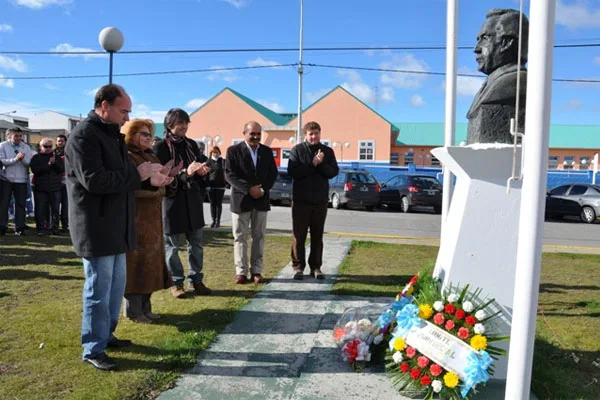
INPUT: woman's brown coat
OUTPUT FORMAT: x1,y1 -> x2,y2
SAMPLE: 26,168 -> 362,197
125,145 -> 171,294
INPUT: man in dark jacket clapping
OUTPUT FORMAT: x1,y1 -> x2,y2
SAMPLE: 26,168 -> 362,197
30,138 -> 63,235
287,121 -> 339,280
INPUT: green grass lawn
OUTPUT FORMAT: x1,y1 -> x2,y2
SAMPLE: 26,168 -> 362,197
332,241 -> 600,400
0,231 -> 290,400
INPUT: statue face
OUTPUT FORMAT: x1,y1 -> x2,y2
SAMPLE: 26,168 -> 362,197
474,18 -> 506,75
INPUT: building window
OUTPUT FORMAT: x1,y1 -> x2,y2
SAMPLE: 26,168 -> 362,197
390,152 -> 399,165
321,139 -> 331,147
580,157 -> 591,170
404,152 -> 414,165
563,156 -> 575,170
548,155 -> 559,169
232,139 -> 243,145
358,141 -> 374,161
431,155 -> 441,167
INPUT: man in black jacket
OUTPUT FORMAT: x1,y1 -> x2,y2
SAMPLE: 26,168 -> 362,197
30,138 -> 63,235
288,121 -> 339,280
225,121 -> 277,284
65,84 -> 167,371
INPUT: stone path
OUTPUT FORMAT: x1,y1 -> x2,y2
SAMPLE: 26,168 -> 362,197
158,238 -> 529,400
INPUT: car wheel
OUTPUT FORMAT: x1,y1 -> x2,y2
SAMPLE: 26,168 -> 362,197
332,193 -> 341,209
581,206 -> 597,224
400,196 -> 411,213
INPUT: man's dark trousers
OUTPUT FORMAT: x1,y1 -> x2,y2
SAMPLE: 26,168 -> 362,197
0,180 -> 27,232
290,202 -> 328,272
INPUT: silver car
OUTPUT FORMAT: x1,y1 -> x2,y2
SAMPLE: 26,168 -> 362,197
545,184 -> 600,224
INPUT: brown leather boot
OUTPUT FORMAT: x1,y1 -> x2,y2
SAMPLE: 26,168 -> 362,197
170,285 -> 186,299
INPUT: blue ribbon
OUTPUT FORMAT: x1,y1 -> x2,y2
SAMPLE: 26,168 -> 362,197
460,350 -> 493,397
375,310 -> 394,329
391,296 -> 411,312
392,304 -> 421,337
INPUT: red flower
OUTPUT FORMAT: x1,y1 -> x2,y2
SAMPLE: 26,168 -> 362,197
400,362 -> 410,373
455,309 -> 466,320
406,346 -> 417,359
465,315 -> 477,326
430,364 -> 443,376
444,303 -> 456,315
417,356 -> 430,368
458,327 -> 470,339
409,275 -> 418,285
420,375 -> 432,386
410,367 -> 421,380
433,312 -> 445,325
445,319 -> 455,331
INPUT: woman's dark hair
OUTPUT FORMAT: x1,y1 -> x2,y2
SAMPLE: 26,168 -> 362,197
164,108 -> 190,133
94,84 -> 125,109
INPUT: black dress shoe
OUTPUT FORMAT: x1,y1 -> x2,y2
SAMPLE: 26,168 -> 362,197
84,352 -> 117,371
107,337 -> 132,348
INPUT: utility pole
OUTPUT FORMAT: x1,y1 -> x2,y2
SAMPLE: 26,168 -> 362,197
296,0 -> 304,145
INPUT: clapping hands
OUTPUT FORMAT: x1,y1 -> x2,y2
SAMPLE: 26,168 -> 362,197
186,161 -> 210,176
313,149 -> 324,166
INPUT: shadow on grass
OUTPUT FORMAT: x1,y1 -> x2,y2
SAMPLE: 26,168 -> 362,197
0,292 -> 8,299
0,268 -> 83,281
334,273 -> 413,287
540,283 -> 600,293
532,338 -> 600,399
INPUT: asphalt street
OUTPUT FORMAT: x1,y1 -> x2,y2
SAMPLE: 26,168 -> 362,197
203,202 -> 600,253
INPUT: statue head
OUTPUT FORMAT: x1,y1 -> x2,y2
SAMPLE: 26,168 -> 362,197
474,9 -> 529,75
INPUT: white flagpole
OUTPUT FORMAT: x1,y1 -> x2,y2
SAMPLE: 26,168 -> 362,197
505,0 -> 556,398
442,0 -> 458,228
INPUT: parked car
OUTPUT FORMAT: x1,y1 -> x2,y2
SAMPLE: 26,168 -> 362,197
270,170 -> 293,206
545,183 -> 600,224
328,169 -> 380,211
379,174 -> 443,213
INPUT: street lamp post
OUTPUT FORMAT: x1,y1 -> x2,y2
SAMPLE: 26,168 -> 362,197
201,135 -> 223,148
99,27 -> 125,84
0,110 -> 17,119
332,141 -> 350,163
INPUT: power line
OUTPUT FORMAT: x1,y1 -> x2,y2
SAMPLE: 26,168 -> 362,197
2,62 -> 599,84
1,42 -> 600,56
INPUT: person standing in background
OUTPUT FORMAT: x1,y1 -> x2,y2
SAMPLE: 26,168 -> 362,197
206,145 -> 226,228
30,138 -> 63,236
54,134 -> 69,232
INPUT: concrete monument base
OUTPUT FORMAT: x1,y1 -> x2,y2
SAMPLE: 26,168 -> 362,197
431,144 -> 523,380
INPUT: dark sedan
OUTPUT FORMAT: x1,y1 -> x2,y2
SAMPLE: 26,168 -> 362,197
379,174 -> 442,213
270,170 -> 293,206
545,183 -> 600,224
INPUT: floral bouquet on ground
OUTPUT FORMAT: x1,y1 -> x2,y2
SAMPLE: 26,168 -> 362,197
332,304 -> 388,371
377,269 -> 508,399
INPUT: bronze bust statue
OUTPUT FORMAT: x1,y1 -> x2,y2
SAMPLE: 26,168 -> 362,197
467,9 -> 529,144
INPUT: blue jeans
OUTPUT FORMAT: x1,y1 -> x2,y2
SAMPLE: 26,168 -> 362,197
81,254 -> 126,360
164,228 -> 204,287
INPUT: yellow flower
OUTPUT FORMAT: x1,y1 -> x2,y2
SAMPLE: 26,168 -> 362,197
470,334 -> 488,351
443,371 -> 459,388
406,285 -> 414,295
393,337 -> 406,351
395,294 -> 400,301
418,304 -> 433,320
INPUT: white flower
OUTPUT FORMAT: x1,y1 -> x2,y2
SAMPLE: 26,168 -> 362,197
432,380 -> 443,393
474,323 -> 485,334
356,341 -> 371,361
392,351 -> 403,364
448,293 -> 459,303
373,334 -> 383,345
462,301 -> 474,312
475,310 -> 486,321
433,301 -> 444,312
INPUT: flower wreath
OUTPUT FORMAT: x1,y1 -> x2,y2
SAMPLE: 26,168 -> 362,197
374,270 -> 508,399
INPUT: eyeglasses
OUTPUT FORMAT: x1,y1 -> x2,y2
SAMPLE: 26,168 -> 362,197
138,131 -> 153,138
42,145 -> 53,149
247,131 -> 261,136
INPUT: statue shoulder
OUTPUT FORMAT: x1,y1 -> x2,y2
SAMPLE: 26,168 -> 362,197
484,69 -> 527,103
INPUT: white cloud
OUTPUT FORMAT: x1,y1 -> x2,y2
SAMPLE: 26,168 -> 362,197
410,94 -> 426,107
257,100 -> 285,113
131,104 -> 168,122
379,53 -> 429,89
83,87 -> 100,97
247,57 -> 284,69
338,69 -> 395,105
0,24 -> 13,32
564,99 -> 584,110
364,48 -> 393,57
50,43 -> 106,61
185,98 -> 207,109
594,56 -> 600,65
206,66 -> 238,82
0,101 -> 48,118
556,0 -> 600,29
222,0 -> 249,8
0,55 -> 27,72
44,83 -> 58,90
0,75 -> 15,88
11,0 -> 72,9
441,67 -> 485,97
306,88 -> 331,104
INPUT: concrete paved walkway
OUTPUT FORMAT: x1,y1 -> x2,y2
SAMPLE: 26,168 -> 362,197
158,238 -> 528,400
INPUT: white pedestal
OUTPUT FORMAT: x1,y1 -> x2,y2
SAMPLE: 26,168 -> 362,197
431,144 -> 522,380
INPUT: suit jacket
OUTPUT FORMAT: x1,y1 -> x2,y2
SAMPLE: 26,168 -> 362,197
225,141 -> 277,213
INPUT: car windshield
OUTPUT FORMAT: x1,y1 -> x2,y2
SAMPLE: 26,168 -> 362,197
349,173 -> 377,184
412,176 -> 441,189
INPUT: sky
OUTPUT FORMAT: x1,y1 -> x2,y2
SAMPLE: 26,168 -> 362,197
0,0 -> 599,126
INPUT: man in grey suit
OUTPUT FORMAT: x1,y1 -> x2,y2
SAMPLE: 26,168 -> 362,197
467,9 -> 529,144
